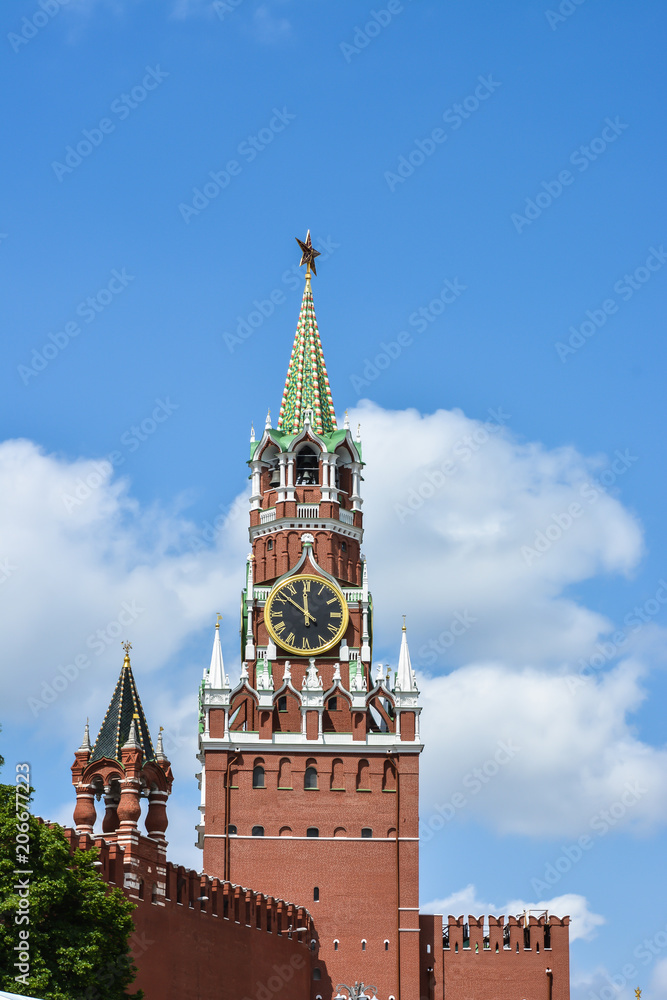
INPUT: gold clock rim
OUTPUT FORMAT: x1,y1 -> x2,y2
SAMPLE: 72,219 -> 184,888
264,573 -> 350,656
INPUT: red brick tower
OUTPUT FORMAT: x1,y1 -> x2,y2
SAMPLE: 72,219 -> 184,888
71,643 -> 173,904
198,234 -> 424,1000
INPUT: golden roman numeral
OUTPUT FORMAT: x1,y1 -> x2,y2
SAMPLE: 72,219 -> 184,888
327,623 -> 338,635
302,580 -> 311,592
326,598 -> 337,605
286,632 -> 296,644
330,612 -> 342,618
285,583 -> 296,595
301,637 -> 311,650
274,621 -> 285,634
318,584 -> 325,595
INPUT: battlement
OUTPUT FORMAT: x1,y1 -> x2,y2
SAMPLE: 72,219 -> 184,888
420,912 -> 570,1000
60,826 -> 312,940
443,912 -> 570,954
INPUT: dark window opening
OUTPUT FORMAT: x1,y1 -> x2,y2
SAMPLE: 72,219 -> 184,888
313,969 -> 321,981
267,539 -> 273,550
313,887 -> 319,902
328,697 -> 338,712
341,541 -> 347,552
277,695 -> 287,712
304,766 -> 318,790
334,940 -> 339,951
361,940 -> 366,951
227,824 -> 237,835
296,446 -> 319,485
307,827 -> 319,838
544,925 -> 551,948
361,827 -> 372,838
252,765 -> 265,788
252,825 -> 264,837
385,940 -> 389,951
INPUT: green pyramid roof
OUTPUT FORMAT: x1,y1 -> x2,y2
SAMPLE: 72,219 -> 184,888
277,274 -> 337,436
90,654 -> 155,764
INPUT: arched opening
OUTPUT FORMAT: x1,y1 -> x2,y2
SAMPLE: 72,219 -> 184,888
278,757 -> 292,788
334,939 -> 339,951
361,939 -> 366,951
304,765 -> 318,790
382,759 -> 396,792
279,826 -> 292,837
327,696 -> 338,712
313,886 -> 319,902
227,824 -> 237,835
356,758 -> 370,791
251,825 -> 264,837
384,940 -> 389,951
296,446 -> 319,485
333,826 -> 346,837
252,764 -> 265,788
312,969 -> 321,981
277,695 -> 287,712
306,827 -> 319,838
331,758 -> 344,790
361,827 -> 372,838
138,879 -> 144,900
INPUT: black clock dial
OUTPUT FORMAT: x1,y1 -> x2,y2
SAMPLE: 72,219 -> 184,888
264,574 -> 349,655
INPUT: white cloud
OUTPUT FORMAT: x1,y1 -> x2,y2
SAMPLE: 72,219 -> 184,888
350,401 -> 644,671
421,883 -> 604,944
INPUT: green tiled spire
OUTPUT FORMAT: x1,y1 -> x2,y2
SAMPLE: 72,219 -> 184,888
90,649 -> 155,764
277,272 -> 337,436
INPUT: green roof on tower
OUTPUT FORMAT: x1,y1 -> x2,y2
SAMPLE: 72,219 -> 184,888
277,231 -> 337,437
90,642 -> 155,764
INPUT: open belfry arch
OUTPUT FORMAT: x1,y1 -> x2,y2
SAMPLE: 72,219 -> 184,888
69,233 -> 570,1000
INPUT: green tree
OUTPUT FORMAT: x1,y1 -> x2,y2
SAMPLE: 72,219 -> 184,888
0,771 -> 142,1000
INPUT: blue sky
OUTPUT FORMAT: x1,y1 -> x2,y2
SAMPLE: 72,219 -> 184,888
1,2 -> 666,997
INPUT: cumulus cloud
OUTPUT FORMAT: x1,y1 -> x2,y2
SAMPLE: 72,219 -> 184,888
421,883 -> 604,944
350,401 -> 644,670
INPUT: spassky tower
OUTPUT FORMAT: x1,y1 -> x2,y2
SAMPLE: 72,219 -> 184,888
196,233 -> 424,999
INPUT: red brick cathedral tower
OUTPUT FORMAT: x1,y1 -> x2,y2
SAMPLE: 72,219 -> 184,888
198,234 -> 424,1000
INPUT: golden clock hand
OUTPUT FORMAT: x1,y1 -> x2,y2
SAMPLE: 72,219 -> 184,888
282,593 -> 317,625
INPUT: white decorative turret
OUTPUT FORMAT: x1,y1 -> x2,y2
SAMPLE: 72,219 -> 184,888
395,620 -> 418,694
207,616 -> 229,690
122,717 -> 141,751
78,719 -> 92,753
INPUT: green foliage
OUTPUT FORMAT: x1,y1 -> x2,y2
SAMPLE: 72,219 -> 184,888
0,783 -> 142,1000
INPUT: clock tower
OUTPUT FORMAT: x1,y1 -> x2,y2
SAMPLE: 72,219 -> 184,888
198,234 -> 423,1000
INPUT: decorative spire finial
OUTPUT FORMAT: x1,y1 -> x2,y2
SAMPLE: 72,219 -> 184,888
344,409 -> 350,429
402,614 -> 406,632
216,613 -> 222,629
78,718 -> 92,753
250,421 -> 255,443
295,229 -> 321,278
265,408 -> 272,429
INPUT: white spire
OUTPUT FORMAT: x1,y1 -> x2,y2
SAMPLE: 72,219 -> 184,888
344,410 -> 350,430
208,616 -> 227,689
78,719 -> 91,753
396,619 -> 416,692
250,421 -> 255,443
123,716 -> 141,750
265,408 -> 272,429
156,727 -> 168,761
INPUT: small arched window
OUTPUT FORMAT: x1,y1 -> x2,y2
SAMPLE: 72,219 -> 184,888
313,969 -> 321,981
384,940 -> 389,951
278,757 -> 292,788
277,695 -> 287,712
227,824 -> 237,835
313,887 -> 319,901
307,827 -> 319,838
252,765 -> 265,788
334,939 -> 339,951
361,939 -> 367,951
328,696 -> 338,712
304,766 -> 318,790
331,758 -> 344,790
357,758 -> 370,790
361,827 -> 372,838
267,538 -> 273,551
252,825 -> 264,837
138,879 -> 144,900
341,541 -> 347,552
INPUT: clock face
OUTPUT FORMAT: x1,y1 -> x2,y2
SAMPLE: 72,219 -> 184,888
264,574 -> 349,655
